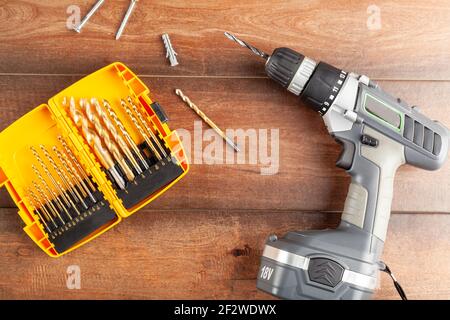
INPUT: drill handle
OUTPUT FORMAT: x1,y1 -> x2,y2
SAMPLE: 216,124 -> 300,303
336,126 -> 405,243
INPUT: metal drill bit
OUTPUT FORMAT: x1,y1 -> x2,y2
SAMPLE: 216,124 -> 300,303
103,100 -> 150,171
32,183 -> 62,229
32,164 -> 67,217
32,180 -> 65,225
30,149 -> 75,220
175,89 -> 240,152
162,33 -> 179,67
29,188 -> 58,229
35,146 -> 81,216
81,99 -> 135,182
127,97 -> 168,158
40,145 -> 87,210
224,32 -> 270,60
26,193 -> 52,233
115,0 -> 138,40
29,189 -> 54,224
42,145 -> 89,211
69,97 -> 126,190
74,0 -> 105,33
58,135 -> 97,193
120,99 -> 163,161
54,146 -> 88,198
91,98 -> 143,175
53,146 -> 97,204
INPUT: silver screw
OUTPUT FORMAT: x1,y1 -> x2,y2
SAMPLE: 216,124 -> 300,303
115,0 -> 139,40
74,0 -> 105,33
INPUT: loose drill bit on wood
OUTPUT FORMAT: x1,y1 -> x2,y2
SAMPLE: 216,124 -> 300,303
224,32 -> 270,60
116,0 -> 138,40
175,89 -> 240,152
162,33 -> 179,67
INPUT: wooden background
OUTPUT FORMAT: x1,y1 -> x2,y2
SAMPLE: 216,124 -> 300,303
1,0 -> 450,300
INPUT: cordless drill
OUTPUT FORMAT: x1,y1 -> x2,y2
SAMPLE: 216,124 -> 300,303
225,32 -> 450,299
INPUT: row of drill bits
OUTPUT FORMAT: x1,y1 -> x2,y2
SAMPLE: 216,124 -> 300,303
26,138 -> 98,235
67,96 -> 168,190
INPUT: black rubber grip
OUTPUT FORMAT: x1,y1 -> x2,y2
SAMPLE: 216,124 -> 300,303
265,47 -> 305,88
301,62 -> 346,115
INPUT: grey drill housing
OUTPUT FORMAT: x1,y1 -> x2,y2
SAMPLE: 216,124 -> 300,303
257,47 -> 450,299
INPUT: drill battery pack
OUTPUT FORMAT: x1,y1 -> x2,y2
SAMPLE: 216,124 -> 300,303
0,62 -> 189,257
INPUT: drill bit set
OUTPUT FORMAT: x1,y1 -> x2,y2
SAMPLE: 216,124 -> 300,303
26,141 -> 114,253
65,95 -> 183,209
0,62 -> 188,257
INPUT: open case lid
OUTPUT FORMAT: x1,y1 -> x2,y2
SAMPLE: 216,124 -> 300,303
47,62 -> 189,218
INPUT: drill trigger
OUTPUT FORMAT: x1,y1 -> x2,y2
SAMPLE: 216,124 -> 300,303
335,136 -> 355,170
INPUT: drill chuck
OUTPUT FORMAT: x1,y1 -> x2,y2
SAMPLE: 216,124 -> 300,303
265,48 -> 307,88
265,47 -> 347,115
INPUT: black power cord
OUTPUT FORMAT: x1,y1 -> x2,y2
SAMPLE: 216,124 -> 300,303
379,262 -> 408,300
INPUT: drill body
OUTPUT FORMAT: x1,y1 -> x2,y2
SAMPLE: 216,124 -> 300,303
253,48 -> 450,299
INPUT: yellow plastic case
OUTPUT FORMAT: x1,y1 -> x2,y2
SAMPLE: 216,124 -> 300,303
0,62 -> 189,257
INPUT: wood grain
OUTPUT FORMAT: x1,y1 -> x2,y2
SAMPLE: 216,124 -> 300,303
0,76 -> 449,212
0,208 -> 449,300
1,1 -> 450,79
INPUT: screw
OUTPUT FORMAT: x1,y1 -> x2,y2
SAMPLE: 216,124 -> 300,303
74,0 -> 105,33
115,0 -> 139,40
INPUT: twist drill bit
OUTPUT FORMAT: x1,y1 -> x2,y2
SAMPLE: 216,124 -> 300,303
69,97 -> 126,190
42,145 -> 89,211
175,89 -> 240,152
40,145 -> 87,210
58,135 -> 97,193
91,98 -> 143,175
26,193 -> 52,233
53,146 -> 97,204
30,150 -> 75,220
29,188 -> 58,229
32,180 -> 65,225
103,100 -> 149,171
224,32 -> 270,60
81,99 -> 135,182
127,97 -> 168,158
115,0 -> 138,40
162,33 -> 179,67
53,146 -> 88,198
120,99 -> 163,161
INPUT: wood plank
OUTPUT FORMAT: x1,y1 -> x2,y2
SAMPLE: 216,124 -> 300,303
0,76 -> 449,212
0,208 -> 449,299
1,1 -> 450,79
